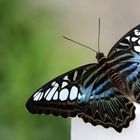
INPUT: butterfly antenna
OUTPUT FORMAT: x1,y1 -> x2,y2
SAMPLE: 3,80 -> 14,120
63,36 -> 98,54
98,18 -> 101,53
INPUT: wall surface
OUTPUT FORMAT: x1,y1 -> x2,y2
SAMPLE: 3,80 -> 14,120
71,104 -> 140,140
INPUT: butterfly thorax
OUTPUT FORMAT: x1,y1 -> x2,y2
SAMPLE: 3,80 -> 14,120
96,52 -> 107,65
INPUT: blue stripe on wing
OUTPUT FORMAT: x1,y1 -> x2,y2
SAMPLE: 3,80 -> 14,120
126,68 -> 139,81
78,78 -> 135,132
107,25 -> 140,102
115,59 -> 140,102
79,80 -> 113,103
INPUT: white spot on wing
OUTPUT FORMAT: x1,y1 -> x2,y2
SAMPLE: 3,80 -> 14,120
44,88 -> 51,98
33,92 -> 39,98
59,88 -> 69,101
134,46 -> 140,53
64,76 -> 68,80
33,91 -> 43,101
134,29 -> 140,36
39,92 -> 43,100
46,86 -> 58,101
70,86 -> 78,100
61,82 -> 68,88
119,42 -> 129,46
138,40 -> 140,45
55,83 -> 59,88
53,91 -> 58,100
73,71 -> 78,81
126,36 -> 130,41
52,82 -> 56,86
131,37 -> 138,42
78,93 -> 82,100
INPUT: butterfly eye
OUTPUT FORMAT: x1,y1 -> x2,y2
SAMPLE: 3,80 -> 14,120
134,46 -> 140,53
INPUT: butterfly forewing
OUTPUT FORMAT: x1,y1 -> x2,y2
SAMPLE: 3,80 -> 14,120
26,64 -> 96,117
108,24 -> 140,57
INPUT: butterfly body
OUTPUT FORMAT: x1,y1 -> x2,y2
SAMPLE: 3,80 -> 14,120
26,25 -> 140,132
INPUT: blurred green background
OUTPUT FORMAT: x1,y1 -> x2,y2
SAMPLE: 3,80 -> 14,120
0,0 -> 74,140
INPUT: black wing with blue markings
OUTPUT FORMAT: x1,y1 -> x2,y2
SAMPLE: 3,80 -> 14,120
26,64 -> 96,117
108,24 -> 140,102
26,62 -> 135,132
26,24 -> 140,133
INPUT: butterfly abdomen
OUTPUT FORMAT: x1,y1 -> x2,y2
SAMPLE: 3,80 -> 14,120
108,68 -> 134,101
96,52 -> 129,94
109,68 -> 126,92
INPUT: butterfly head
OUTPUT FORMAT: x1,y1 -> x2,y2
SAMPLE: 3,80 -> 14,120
96,52 -> 104,59
96,52 -> 106,64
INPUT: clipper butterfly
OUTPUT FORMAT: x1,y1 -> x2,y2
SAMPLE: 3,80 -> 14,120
26,25 -> 140,132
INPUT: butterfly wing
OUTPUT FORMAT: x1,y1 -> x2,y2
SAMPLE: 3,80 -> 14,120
77,63 -> 135,132
108,24 -> 140,102
108,24 -> 140,57
78,87 -> 135,132
26,63 -> 135,132
26,64 -> 96,117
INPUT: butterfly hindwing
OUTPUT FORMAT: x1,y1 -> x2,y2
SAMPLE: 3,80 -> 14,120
78,87 -> 135,132
108,24 -> 140,102
76,62 -> 135,132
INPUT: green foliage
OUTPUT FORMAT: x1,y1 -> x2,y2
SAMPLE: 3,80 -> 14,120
0,0 -> 70,140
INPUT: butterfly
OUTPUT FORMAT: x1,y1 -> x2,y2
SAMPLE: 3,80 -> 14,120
26,24 -> 140,133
